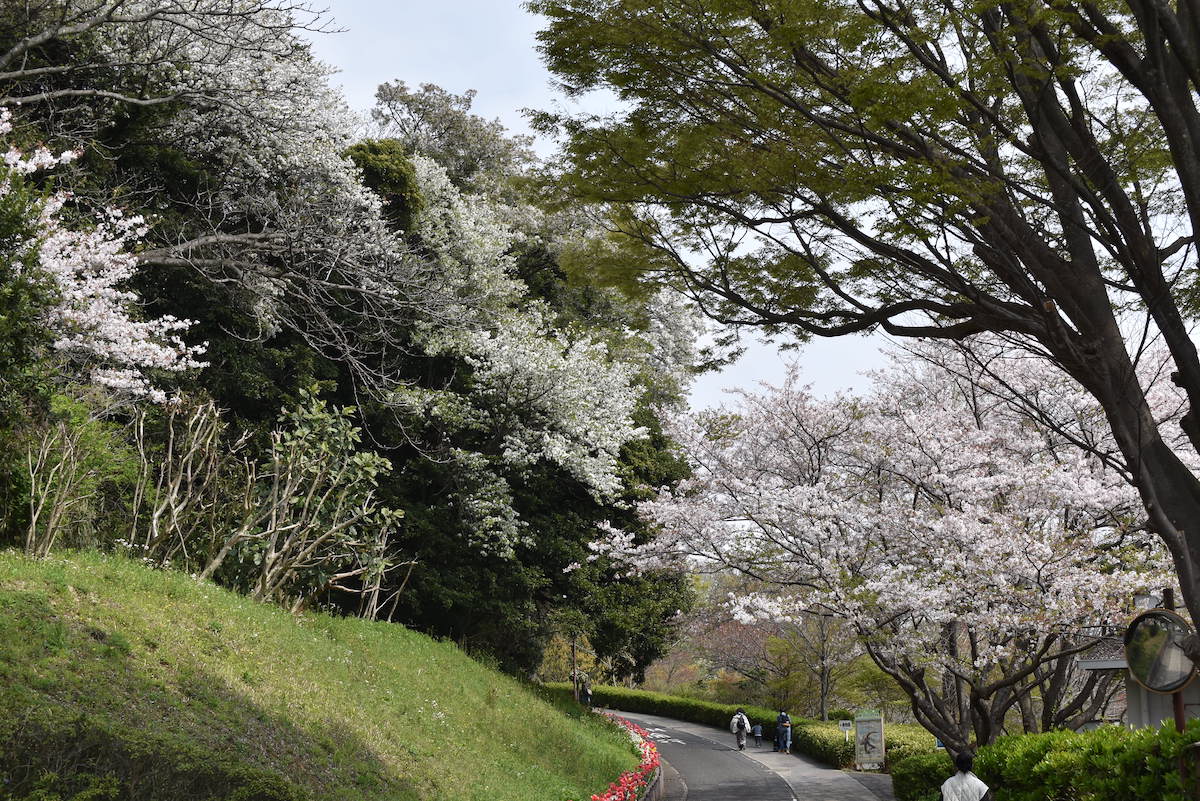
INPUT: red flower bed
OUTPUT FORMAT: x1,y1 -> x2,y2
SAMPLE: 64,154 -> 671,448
571,714 -> 661,801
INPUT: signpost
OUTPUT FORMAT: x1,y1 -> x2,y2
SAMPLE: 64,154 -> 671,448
839,719 -> 852,743
854,709 -> 884,771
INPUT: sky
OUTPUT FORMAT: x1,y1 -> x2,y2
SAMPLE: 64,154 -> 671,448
304,1 -> 891,407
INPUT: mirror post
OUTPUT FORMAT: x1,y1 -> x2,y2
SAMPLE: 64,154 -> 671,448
1165,587 -> 1187,732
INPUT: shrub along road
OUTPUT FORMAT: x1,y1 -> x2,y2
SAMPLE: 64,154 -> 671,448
619,710 -> 888,801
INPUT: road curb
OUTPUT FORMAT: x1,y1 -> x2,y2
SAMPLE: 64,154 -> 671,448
660,757 -> 687,801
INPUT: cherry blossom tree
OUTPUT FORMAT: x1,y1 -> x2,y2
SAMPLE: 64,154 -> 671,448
533,0 -> 1200,660
611,349 -> 1168,753
1,107 -> 204,399
1,2 -> 458,407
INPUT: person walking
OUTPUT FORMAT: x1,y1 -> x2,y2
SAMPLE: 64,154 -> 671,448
751,722 -> 763,746
580,677 -> 592,709
940,752 -> 992,801
774,709 -> 792,753
730,708 -> 751,751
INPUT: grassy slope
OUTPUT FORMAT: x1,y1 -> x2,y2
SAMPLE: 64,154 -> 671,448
0,551 -> 636,801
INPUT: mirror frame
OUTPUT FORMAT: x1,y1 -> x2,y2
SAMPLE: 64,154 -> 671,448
1124,608 -> 1197,695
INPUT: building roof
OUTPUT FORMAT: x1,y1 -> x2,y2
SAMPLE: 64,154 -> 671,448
1077,637 -> 1127,671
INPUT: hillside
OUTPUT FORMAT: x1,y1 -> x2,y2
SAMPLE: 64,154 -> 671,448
0,551 -> 637,801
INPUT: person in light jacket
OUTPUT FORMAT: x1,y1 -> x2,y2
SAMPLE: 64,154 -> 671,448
940,752 -> 992,801
729,708 -> 751,751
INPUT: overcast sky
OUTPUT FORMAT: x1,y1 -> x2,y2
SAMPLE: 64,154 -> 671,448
305,1 -> 891,407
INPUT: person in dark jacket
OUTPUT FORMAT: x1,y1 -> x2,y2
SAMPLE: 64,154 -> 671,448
774,709 -> 792,753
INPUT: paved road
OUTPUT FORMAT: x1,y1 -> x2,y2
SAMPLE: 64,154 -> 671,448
621,711 -> 796,801
619,710 -> 889,801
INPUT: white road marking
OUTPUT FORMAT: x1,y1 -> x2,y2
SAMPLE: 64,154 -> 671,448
644,726 -> 687,745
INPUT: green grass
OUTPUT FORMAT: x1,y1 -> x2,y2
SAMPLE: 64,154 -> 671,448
0,550 -> 637,801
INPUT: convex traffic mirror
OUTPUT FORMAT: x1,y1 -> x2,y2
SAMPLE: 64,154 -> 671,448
1125,609 -> 1197,694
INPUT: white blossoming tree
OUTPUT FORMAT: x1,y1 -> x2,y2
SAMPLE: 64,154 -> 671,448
391,154 -> 648,555
1,108 -> 204,399
615,350 -> 1169,753
1,107 -> 205,555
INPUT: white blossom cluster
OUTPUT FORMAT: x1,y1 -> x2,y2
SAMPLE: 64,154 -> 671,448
404,153 -> 649,550
408,159 -> 649,462
609,344 -> 1173,678
1,110 -> 205,401
466,310 -> 645,498
134,17 -> 445,390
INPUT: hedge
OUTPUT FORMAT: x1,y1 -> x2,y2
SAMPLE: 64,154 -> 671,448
544,683 -> 935,770
890,720 -> 1200,801
891,751 -> 952,801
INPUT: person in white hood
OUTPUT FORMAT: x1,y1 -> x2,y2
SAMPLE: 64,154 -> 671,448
941,751 -> 992,801
729,708 -> 751,751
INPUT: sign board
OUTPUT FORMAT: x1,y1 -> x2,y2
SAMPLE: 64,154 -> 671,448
935,737 -> 945,749
854,709 -> 884,770
838,720 -> 852,732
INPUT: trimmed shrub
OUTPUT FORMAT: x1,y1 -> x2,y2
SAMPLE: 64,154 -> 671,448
891,720 -> 1200,801
789,721 -> 854,767
890,751 -> 951,801
547,683 -> 934,770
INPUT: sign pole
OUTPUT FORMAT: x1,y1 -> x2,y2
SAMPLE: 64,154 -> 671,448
1165,588 -> 1187,733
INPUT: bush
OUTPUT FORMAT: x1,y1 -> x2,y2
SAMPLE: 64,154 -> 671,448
546,683 -> 933,770
890,720 -> 1200,801
789,721 -> 854,767
890,750 -> 951,801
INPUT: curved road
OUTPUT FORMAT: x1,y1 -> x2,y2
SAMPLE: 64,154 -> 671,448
619,710 -> 886,801
621,711 -> 796,801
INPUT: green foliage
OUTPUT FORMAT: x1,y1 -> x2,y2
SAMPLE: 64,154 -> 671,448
544,683 -> 934,769
0,169 -> 53,422
199,388 -> 403,607
841,658 -> 912,723
0,550 -> 639,801
0,169 -> 55,542
890,722 -> 1200,801
379,377 -> 694,677
15,393 -> 142,556
344,139 -> 423,230
890,751 -> 951,801
582,571 -> 695,684
372,81 -> 535,189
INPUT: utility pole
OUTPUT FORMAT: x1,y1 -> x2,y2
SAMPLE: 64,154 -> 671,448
572,635 -> 579,702
1164,587 -> 1187,732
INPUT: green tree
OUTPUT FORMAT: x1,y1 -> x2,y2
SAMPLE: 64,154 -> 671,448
345,139 -> 424,231
371,81 -> 535,190
0,169 -> 55,540
532,0 -> 1200,661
